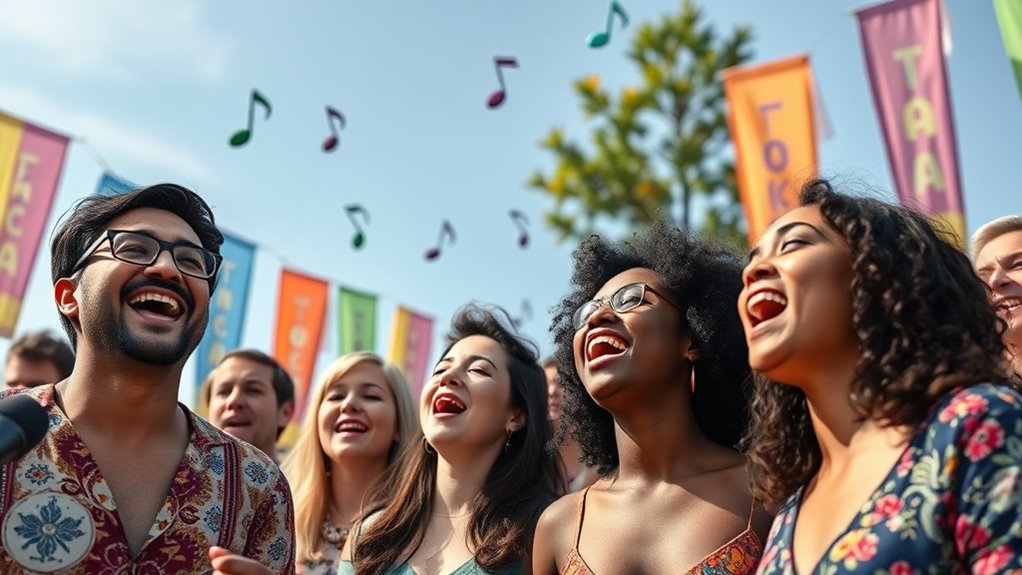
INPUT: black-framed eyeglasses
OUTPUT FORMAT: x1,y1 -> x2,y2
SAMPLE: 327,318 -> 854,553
71,229 -> 221,280
572,282 -> 679,330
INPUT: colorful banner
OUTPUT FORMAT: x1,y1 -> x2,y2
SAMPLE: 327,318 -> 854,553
94,172 -> 137,196
0,113 -> 70,337
338,287 -> 377,354
722,55 -> 818,245
273,268 -> 329,423
388,306 -> 434,399
194,231 -> 257,398
995,0 -> 1022,104
857,0 -> 965,246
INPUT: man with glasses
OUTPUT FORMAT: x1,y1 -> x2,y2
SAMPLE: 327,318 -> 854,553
0,184 -> 295,574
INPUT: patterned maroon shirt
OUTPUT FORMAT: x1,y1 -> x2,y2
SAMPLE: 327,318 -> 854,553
0,384 -> 296,574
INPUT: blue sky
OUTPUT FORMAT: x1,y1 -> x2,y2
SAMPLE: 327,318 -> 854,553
0,1 -> 1017,407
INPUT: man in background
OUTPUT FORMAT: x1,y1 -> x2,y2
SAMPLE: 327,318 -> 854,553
202,348 -> 295,462
4,329 -> 74,388
973,215 -> 1022,378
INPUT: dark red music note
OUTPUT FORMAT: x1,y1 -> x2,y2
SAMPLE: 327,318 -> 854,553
344,204 -> 369,249
509,209 -> 530,248
229,89 -> 272,148
424,220 -> 457,261
322,106 -> 347,152
487,57 -> 519,109
587,1 -> 629,48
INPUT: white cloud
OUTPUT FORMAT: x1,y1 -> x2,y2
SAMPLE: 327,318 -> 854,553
0,83 -> 210,181
0,0 -> 230,81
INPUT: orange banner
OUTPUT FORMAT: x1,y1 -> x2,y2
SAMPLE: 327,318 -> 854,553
723,55 -> 818,245
273,268 -> 329,424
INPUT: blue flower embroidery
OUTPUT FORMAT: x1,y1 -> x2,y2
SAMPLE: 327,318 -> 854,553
207,452 -> 225,475
204,506 -> 222,533
25,463 -> 54,486
268,536 -> 287,562
13,496 -> 86,563
244,461 -> 269,484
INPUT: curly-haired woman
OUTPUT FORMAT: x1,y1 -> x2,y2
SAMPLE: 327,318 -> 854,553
532,220 -> 770,575
741,180 -> 1022,574
342,304 -> 559,575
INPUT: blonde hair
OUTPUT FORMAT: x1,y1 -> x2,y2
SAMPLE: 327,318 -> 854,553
971,216 -> 1022,260
282,352 -> 418,564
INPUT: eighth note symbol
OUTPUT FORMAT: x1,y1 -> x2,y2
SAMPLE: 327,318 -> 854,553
509,209 -> 530,248
322,106 -> 347,152
229,89 -> 272,148
344,204 -> 369,249
587,0 -> 629,49
487,57 -> 519,109
424,220 -> 457,261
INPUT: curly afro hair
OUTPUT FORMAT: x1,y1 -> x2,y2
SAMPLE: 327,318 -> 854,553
549,218 -> 752,475
743,179 -> 1013,508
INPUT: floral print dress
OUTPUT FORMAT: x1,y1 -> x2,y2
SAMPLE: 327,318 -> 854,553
756,384 -> 1022,575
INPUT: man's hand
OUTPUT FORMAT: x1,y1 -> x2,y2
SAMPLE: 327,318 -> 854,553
209,546 -> 275,575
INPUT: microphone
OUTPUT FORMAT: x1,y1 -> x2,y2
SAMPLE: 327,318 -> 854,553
0,395 -> 49,465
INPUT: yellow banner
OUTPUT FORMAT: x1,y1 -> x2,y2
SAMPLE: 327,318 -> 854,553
0,115 -> 25,233
723,55 -> 818,245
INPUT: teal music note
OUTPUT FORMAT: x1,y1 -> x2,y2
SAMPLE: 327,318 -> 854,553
229,89 -> 272,148
587,1 -> 629,49
344,204 -> 370,249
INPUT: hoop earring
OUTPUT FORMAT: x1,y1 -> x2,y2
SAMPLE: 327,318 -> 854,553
423,438 -> 435,455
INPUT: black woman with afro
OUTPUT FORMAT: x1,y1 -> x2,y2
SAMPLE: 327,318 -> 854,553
532,219 -> 771,575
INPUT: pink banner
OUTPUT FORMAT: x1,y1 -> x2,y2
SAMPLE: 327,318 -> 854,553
387,306 -> 434,399
0,121 -> 69,336
857,0 -> 965,245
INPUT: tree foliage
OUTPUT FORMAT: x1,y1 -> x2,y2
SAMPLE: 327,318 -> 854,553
528,0 -> 754,245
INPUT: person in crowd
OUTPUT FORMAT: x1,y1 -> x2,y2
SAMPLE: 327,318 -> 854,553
343,304 -> 558,575
4,329 -> 74,388
742,180 -> 1022,573
542,356 -> 596,494
533,219 -> 769,575
0,184 -> 294,574
972,215 -> 1022,378
204,348 -> 296,462
283,352 -> 417,574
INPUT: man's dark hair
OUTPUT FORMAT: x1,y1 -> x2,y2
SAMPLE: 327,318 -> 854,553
203,349 -> 296,408
7,330 -> 74,379
50,184 -> 224,350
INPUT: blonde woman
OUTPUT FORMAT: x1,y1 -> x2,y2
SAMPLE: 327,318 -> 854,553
283,352 -> 418,574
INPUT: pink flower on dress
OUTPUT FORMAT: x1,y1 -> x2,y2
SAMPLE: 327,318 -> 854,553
955,516 -> 991,557
974,545 -> 1012,575
896,448 -> 916,477
963,418 -> 1005,461
890,561 -> 918,575
872,494 -> 902,520
939,392 -> 988,423
831,529 -> 879,569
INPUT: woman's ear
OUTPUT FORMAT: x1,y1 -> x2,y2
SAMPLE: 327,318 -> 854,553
507,407 -> 526,433
683,338 -> 699,363
54,278 -> 80,322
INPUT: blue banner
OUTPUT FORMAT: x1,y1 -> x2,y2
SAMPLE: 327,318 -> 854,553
94,172 -> 137,196
194,231 -> 257,396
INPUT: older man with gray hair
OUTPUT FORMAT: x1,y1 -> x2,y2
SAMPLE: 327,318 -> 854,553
972,215 -> 1022,377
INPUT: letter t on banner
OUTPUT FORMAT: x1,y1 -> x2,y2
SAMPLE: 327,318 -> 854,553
388,306 -> 434,400
722,55 -> 819,245
273,269 -> 329,439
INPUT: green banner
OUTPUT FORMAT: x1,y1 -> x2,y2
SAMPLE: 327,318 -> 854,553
338,287 -> 377,354
995,0 -> 1022,102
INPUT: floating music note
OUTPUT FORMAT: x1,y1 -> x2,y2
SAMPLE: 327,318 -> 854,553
509,209 -> 530,248
487,57 -> 519,109
424,220 -> 457,261
344,204 -> 369,249
322,106 -> 347,152
512,299 -> 533,328
587,0 -> 629,49
229,89 -> 272,148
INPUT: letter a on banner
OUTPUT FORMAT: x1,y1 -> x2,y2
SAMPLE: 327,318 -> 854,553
388,306 -> 434,399
857,0 -> 966,247
0,112 -> 69,337
194,231 -> 257,414
273,269 -> 329,444
722,55 -> 818,245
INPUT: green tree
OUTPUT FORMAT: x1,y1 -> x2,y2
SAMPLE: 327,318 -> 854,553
527,0 -> 753,245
